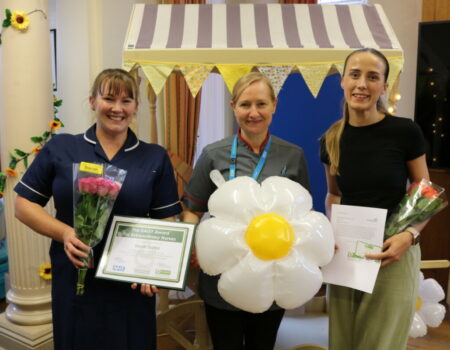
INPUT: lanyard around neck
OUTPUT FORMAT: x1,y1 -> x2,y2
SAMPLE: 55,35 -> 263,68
229,134 -> 272,181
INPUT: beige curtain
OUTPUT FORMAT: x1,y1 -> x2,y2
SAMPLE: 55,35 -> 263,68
163,0 -> 204,197
165,74 -> 201,196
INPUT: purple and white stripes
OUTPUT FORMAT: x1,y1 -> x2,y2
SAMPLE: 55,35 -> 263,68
126,3 -> 400,51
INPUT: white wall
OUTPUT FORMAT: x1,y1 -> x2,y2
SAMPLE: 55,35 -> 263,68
102,0 -> 140,69
375,0 -> 423,120
52,0 -> 91,135
50,0 -> 155,137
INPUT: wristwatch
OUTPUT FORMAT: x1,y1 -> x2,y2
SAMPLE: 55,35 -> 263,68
406,226 -> 420,245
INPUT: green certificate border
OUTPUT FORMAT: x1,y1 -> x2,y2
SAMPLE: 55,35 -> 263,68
96,215 -> 196,290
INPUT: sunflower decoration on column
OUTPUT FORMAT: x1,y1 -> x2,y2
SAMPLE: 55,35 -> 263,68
0,96 -> 63,197
1,9 -> 29,44
9,10 -> 29,30
0,8 -> 54,197
39,264 -> 52,281
0,8 -> 46,45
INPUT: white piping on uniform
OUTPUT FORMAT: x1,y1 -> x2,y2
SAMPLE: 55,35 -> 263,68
125,140 -> 139,152
19,181 -> 50,199
152,200 -> 180,211
84,133 -> 96,144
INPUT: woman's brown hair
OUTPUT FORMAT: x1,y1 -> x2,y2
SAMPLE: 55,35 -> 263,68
90,69 -> 139,102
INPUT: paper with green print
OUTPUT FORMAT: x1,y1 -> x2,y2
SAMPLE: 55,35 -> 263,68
96,216 -> 196,290
322,204 -> 387,294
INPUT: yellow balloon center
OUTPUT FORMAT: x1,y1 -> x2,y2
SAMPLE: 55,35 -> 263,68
415,296 -> 422,311
245,213 -> 294,261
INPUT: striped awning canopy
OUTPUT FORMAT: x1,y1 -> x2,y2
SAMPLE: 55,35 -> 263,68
123,3 -> 403,97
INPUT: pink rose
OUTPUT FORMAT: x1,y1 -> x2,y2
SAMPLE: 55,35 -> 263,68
108,181 -> 121,200
78,177 -> 97,194
78,178 -> 89,193
84,177 -> 98,194
96,178 -> 111,196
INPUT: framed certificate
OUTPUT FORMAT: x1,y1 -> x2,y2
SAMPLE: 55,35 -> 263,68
96,216 -> 196,290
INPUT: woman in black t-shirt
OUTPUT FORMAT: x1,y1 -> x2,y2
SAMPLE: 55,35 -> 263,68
321,48 -> 429,350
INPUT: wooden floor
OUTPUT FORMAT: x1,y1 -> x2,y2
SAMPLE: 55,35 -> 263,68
406,305 -> 450,350
0,298 -> 448,349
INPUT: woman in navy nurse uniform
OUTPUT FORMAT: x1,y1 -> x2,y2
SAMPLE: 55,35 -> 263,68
14,69 -> 181,349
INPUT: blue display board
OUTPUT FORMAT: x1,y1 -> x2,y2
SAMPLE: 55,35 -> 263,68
270,73 -> 343,214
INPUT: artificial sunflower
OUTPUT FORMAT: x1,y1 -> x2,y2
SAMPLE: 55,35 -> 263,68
5,168 -> 18,177
32,146 -> 42,155
11,11 -> 29,31
39,264 -> 52,280
49,120 -> 61,131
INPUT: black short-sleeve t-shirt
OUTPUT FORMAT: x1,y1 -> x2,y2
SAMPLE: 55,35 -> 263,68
320,115 -> 426,215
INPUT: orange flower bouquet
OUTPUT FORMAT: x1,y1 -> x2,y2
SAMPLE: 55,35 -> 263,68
385,179 -> 447,237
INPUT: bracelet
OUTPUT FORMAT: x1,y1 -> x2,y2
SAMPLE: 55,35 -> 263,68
405,226 -> 420,245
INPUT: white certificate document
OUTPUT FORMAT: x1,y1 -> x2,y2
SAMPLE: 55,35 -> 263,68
322,204 -> 387,293
96,216 -> 196,290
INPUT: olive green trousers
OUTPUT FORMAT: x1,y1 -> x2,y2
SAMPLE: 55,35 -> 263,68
328,245 -> 420,350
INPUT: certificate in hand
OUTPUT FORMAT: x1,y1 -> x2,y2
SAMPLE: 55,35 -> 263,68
322,204 -> 387,294
96,216 -> 196,290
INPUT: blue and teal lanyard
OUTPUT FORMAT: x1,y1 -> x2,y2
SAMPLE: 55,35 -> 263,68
229,134 -> 272,180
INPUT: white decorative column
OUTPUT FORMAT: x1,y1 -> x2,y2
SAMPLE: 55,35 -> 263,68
0,0 -> 53,349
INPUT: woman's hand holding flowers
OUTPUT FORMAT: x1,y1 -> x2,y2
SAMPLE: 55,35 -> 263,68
62,227 -> 90,268
367,179 -> 447,267
365,231 -> 413,267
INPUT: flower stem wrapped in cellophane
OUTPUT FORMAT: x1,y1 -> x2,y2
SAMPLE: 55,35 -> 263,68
73,162 -> 127,295
385,178 -> 448,238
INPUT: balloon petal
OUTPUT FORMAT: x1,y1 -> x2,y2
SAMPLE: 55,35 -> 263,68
420,278 -> 445,303
419,271 -> 425,282
196,218 -> 247,276
409,313 -> 427,338
218,254 -> 274,313
418,303 -> 446,328
260,177 -> 312,220
293,211 -> 335,266
208,177 -> 264,224
273,250 -> 323,310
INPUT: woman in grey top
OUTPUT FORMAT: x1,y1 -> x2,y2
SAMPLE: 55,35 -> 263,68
182,72 -> 310,350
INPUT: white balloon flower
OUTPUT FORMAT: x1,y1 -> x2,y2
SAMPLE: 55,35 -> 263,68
196,175 -> 335,313
409,272 -> 446,338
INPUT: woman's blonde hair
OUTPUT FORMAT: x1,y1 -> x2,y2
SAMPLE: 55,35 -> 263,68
324,48 -> 389,175
91,69 -> 139,102
231,72 -> 276,105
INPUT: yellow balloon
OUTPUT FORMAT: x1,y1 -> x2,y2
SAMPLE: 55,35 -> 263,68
245,213 -> 294,261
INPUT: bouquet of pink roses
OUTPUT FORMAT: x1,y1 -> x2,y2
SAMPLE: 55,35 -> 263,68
73,162 -> 127,295
385,178 -> 448,237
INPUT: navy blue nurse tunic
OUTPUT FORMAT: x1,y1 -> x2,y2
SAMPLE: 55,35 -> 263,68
14,125 -> 182,350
